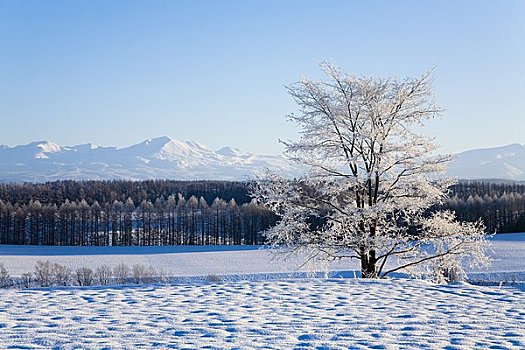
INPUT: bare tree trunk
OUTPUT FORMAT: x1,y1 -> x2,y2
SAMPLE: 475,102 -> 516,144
362,253 -> 377,278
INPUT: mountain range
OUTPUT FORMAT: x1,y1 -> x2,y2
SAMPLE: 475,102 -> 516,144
0,137 -> 297,182
0,137 -> 524,182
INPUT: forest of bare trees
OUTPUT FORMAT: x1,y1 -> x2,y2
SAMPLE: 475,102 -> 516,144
0,180 -> 275,246
0,180 -> 523,246
441,181 -> 525,234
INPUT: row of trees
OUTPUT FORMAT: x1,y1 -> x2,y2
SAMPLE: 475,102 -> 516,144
0,178 -> 523,247
441,181 -> 525,233
0,180 -> 251,207
0,194 -> 276,246
0,261 -> 167,288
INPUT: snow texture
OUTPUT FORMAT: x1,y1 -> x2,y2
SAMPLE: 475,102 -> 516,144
0,233 -> 524,349
0,279 -> 524,349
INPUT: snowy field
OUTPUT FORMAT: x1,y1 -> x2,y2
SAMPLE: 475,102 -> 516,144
0,233 -> 524,349
0,233 -> 525,279
0,279 -> 524,349
0,244 -> 356,279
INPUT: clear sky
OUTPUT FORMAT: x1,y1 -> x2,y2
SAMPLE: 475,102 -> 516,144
1,0 -> 524,155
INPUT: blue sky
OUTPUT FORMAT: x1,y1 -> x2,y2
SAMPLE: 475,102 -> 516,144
0,0 -> 524,155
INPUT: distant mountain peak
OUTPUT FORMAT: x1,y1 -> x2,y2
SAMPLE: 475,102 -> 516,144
73,143 -> 99,151
460,143 -> 524,154
10,140 -> 63,159
142,136 -> 173,147
448,143 -> 525,181
22,140 -> 61,153
38,141 -> 61,150
216,146 -> 251,158
155,138 -> 214,161
0,137 -> 299,182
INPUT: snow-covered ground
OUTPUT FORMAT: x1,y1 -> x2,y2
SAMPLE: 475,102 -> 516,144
467,233 -> 525,283
1,233 -> 524,280
0,233 -> 524,349
0,279 -> 524,349
0,245 -> 358,279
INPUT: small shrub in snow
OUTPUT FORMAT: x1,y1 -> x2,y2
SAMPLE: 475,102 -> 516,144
146,266 -> 158,283
113,263 -> 130,284
131,264 -> 146,284
20,272 -> 32,288
157,268 -> 168,283
34,260 -> 54,287
0,263 -> 11,288
438,266 -> 461,284
95,265 -> 113,285
131,264 -> 156,284
75,267 -> 94,286
52,263 -> 72,286
206,274 -> 222,283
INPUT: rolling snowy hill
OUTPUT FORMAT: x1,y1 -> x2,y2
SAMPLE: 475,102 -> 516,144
0,137 -> 300,182
1,138 -> 524,182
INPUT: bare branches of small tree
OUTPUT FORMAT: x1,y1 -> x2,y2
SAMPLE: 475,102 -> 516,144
53,263 -> 72,286
34,260 -> 54,287
113,263 -> 131,284
255,63 -> 490,281
131,264 -> 156,284
20,273 -> 32,288
0,263 -> 10,288
95,265 -> 113,285
0,261 -> 169,289
75,267 -> 94,286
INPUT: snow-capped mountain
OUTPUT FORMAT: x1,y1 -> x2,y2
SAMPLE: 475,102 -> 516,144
0,137 -> 299,182
1,138 -> 524,182
447,143 -> 525,181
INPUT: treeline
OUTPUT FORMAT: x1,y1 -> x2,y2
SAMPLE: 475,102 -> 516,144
0,180 -> 251,206
0,179 -> 524,246
440,181 -> 525,233
0,180 -> 276,246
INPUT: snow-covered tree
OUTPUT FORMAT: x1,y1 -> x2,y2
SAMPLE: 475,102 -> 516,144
255,63 -> 489,280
